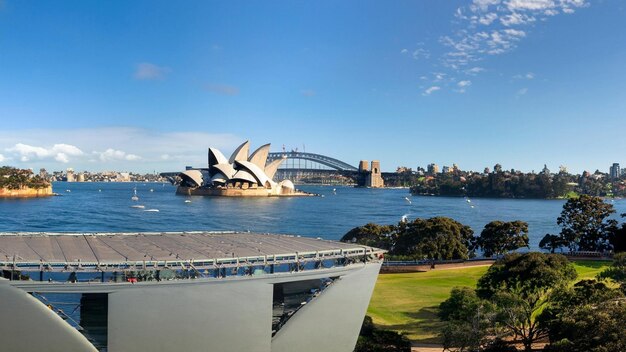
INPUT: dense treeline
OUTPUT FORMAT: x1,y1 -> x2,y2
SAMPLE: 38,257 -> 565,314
407,167 -> 625,199
342,218 -> 529,261
344,195 -> 626,260
0,166 -> 49,190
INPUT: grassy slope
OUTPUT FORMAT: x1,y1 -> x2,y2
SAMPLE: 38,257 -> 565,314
367,260 -> 611,343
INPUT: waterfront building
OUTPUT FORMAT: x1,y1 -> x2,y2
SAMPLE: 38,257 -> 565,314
610,163 -> 620,180
177,141 -> 308,196
0,231 -> 384,352
427,163 -> 439,175
66,168 -> 75,182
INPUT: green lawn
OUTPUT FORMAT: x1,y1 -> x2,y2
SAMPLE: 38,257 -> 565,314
367,260 -> 612,343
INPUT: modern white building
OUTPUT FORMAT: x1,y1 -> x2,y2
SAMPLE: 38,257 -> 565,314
177,141 -> 309,197
0,232 -> 383,352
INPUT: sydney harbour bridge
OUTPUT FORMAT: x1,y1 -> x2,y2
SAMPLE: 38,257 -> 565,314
266,152 -> 359,184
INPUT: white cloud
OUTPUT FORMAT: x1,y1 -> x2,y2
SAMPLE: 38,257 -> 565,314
423,86 -> 441,96
505,0 -> 556,11
458,80 -> 472,87
5,143 -> 84,163
479,13 -> 499,25
471,0 -> 502,13
401,47 -> 430,60
134,62 -> 170,80
412,48 -> 430,60
0,154 -> 5,163
466,67 -> 485,75
0,128 -> 241,172
421,0 -> 590,90
517,87 -> 528,96
97,149 -> 141,162
514,72 -> 535,79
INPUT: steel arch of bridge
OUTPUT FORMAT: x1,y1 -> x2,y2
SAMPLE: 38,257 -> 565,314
267,152 -> 358,171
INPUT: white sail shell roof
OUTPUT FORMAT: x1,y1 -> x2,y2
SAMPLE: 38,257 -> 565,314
235,160 -> 271,187
248,143 -> 271,169
264,158 -> 284,179
208,148 -> 229,167
212,163 -> 236,179
180,170 -> 204,187
228,141 -> 250,164
210,173 -> 227,184
231,170 -> 257,184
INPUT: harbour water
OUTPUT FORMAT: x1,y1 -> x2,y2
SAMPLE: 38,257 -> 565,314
0,182 -> 625,249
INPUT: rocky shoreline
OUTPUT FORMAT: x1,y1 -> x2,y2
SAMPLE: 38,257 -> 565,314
0,186 -> 53,198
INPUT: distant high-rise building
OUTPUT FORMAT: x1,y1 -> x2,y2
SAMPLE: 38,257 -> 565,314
442,166 -> 450,174
76,172 -> 85,182
66,168 -> 75,182
427,163 -> 439,175
610,163 -> 620,180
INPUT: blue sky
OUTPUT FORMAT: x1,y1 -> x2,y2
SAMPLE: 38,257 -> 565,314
0,0 -> 625,173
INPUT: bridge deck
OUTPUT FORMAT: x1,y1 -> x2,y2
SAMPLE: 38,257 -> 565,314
0,232 -> 375,266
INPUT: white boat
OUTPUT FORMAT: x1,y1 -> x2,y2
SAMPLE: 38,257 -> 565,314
130,205 -> 145,209
131,188 -> 139,201
144,209 -> 159,212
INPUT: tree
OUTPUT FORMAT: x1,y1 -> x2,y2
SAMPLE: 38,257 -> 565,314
542,299 -> 626,352
539,234 -> 566,254
476,221 -> 529,257
354,316 -> 411,352
598,252 -> 626,294
394,217 -> 475,260
439,287 -> 499,352
340,223 -> 396,250
609,213 -> 626,253
476,253 -> 577,352
556,195 -> 617,251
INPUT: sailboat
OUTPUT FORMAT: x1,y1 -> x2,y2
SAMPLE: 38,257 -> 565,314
131,188 -> 139,201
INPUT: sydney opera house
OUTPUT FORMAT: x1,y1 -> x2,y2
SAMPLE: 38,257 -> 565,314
0,231 -> 384,352
177,141 -> 310,197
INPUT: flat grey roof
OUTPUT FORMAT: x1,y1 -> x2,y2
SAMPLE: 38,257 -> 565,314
0,232 -> 375,265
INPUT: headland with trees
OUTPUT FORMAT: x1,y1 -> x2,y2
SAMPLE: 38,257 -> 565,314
0,166 -> 52,198
386,164 -> 626,199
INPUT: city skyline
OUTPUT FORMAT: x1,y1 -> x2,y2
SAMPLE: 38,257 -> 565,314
1,1 -> 625,173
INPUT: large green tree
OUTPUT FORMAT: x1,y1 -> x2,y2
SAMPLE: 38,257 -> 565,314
340,223 -> 396,250
476,253 -> 577,352
439,287 -> 500,352
598,252 -> 626,294
476,220 -> 529,257
556,195 -> 617,251
394,217 -> 475,260
541,285 -> 626,352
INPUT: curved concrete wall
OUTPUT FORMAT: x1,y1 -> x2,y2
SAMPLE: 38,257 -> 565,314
0,279 -> 98,352
271,263 -> 381,352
